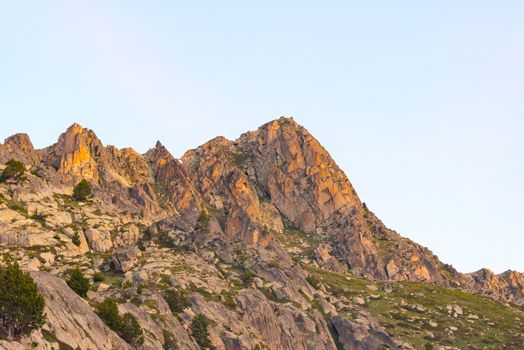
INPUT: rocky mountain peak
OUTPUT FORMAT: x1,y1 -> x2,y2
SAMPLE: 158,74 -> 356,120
42,123 -> 104,183
0,133 -> 40,165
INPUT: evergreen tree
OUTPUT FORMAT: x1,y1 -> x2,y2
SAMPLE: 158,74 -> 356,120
72,179 -> 92,202
97,298 -> 121,330
119,312 -> 144,346
1,159 -> 26,182
97,298 -> 144,346
0,262 -> 45,340
191,313 -> 213,349
164,289 -> 190,314
66,269 -> 90,297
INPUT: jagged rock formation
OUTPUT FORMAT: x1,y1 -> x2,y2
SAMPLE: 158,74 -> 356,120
0,133 -> 40,165
0,118 -> 522,349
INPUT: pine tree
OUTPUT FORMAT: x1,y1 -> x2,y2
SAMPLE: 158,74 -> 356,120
72,179 -> 92,202
164,289 -> 190,314
119,313 -> 144,346
97,298 -> 144,346
0,262 -> 45,340
191,313 -> 213,349
96,298 -> 121,331
66,269 -> 90,297
1,159 -> 26,182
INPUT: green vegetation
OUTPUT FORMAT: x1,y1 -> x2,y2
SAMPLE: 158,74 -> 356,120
119,312 -> 144,346
195,207 -> 209,232
97,298 -> 144,346
93,272 -> 104,283
304,265 -> 524,350
240,268 -> 255,288
72,179 -> 92,202
30,210 -> 47,226
164,289 -> 191,315
272,223 -> 326,259
71,231 -> 81,246
0,262 -> 45,340
66,268 -> 91,297
191,313 -> 213,349
0,159 -> 26,182
162,329 -> 179,350
97,298 -> 121,330
230,151 -> 249,168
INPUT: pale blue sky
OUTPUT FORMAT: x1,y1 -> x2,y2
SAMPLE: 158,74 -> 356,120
1,1 -> 523,273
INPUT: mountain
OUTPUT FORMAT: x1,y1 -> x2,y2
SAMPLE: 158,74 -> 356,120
0,118 -> 522,350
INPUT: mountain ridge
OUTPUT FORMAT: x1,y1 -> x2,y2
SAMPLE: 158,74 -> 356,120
0,117 -> 522,289
0,117 -> 522,349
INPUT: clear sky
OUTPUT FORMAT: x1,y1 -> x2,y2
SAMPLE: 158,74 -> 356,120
1,1 -> 523,273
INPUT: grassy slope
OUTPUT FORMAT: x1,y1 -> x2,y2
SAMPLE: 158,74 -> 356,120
306,266 -> 524,350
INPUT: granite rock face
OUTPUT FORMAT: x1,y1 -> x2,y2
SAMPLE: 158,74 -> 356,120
0,133 -> 40,166
0,118 -> 522,349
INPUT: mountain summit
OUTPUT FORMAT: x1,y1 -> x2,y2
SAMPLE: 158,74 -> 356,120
0,118 -> 522,349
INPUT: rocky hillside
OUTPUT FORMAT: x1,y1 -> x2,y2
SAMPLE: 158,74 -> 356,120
0,118 -> 522,350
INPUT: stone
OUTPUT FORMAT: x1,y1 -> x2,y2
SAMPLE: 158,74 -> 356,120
111,246 -> 142,272
353,296 -> 365,305
84,228 -> 113,252
40,252 -> 55,265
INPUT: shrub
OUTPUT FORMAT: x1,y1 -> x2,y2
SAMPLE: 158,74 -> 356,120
195,207 -> 209,231
162,329 -> 179,350
66,269 -> 91,297
240,269 -> 255,288
71,231 -> 81,246
191,313 -> 213,349
0,262 -> 46,340
198,208 -> 208,223
1,159 -> 26,182
93,272 -> 104,283
97,298 -> 144,346
72,179 -> 92,202
306,275 -> 321,289
164,289 -> 190,314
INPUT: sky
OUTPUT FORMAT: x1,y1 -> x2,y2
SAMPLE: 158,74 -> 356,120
0,1 -> 523,273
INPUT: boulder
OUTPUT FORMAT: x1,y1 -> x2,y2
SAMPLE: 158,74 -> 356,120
111,246 -> 142,272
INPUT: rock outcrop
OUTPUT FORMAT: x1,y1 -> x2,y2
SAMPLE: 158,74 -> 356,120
0,133 -> 40,166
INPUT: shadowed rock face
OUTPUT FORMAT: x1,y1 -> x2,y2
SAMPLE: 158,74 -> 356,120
145,141 -> 202,229
0,118 -> 522,349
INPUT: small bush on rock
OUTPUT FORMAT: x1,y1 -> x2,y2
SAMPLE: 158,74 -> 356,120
164,289 -> 190,315
66,269 -> 90,297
